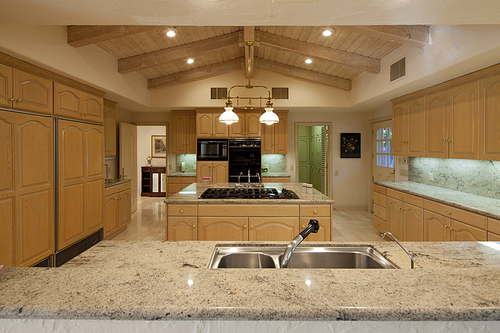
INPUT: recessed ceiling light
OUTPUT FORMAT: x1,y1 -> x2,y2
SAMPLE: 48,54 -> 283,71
322,27 -> 334,37
305,58 -> 313,64
165,28 -> 178,37
187,58 -> 194,64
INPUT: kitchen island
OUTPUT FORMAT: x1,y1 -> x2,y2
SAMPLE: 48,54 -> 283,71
164,182 -> 335,242
1,240 -> 500,332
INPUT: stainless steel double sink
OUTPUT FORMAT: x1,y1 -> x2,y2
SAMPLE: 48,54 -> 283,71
208,246 -> 397,269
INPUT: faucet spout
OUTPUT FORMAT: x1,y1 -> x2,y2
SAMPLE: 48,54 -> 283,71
281,219 -> 320,268
248,169 -> 251,184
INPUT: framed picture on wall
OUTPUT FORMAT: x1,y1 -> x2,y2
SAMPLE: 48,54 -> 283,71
340,133 -> 361,158
151,135 -> 167,158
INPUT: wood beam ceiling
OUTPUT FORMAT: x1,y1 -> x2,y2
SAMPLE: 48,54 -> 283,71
68,25 -> 162,47
337,25 -> 429,48
119,32 -> 241,74
256,59 -> 351,91
244,26 -> 255,79
258,31 -> 381,74
148,58 -> 243,88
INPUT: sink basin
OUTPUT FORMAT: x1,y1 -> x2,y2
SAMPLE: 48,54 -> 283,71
209,246 -> 397,269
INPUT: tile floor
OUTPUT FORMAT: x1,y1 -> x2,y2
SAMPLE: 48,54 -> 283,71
109,196 -> 384,242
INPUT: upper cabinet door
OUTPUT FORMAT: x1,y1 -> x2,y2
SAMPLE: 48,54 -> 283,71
186,115 -> 197,154
407,98 -> 425,157
479,73 -> 500,161
0,64 -> 13,108
13,69 -> 53,115
54,82 -> 84,120
448,81 -> 479,160
391,102 -> 406,156
425,90 -> 449,158
103,101 -> 117,156
196,112 -> 213,138
245,112 -> 261,138
274,112 -> 288,154
172,115 -> 187,154
213,112 -> 229,138
83,93 -> 103,123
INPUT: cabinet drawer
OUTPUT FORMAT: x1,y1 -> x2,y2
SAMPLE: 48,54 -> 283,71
451,220 -> 487,241
262,177 -> 290,183
374,216 -> 387,233
373,184 -> 387,195
373,204 -> 387,220
423,200 -> 487,230
168,183 -> 191,195
168,176 -> 196,184
488,217 -> 500,235
104,182 -> 131,196
373,192 -> 386,207
300,205 -> 330,217
199,204 -> 299,217
168,204 -> 197,216
488,232 -> 500,241
387,189 -> 423,207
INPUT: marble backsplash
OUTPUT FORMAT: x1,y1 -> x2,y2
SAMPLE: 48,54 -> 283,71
409,157 -> 500,200
262,154 -> 286,173
176,154 -> 196,172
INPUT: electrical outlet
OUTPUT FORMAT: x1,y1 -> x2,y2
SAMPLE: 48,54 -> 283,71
289,165 -> 294,171
335,171 -> 339,176
400,169 -> 408,176
429,172 -> 433,181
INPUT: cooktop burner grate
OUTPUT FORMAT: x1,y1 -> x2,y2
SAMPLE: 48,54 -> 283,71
199,188 -> 298,199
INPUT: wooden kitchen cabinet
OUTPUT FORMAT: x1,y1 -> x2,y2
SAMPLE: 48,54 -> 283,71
249,217 -> 299,241
103,99 -> 117,156
0,66 -> 53,115
0,111 -> 55,267
196,109 -> 228,138
103,194 -> 119,238
104,181 -> 132,239
479,73 -> 500,160
58,120 -> 104,250
385,189 -> 424,241
54,82 -> 103,123
229,111 -> 261,138
166,204 -> 198,241
425,90 -> 448,158
196,161 -> 228,183
423,210 -> 450,241
198,217 -> 249,241
172,111 -> 197,154
392,98 -> 425,156
261,111 -> 288,154
167,176 -> 196,197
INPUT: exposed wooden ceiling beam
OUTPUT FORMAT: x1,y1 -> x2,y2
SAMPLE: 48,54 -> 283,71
256,59 -> 351,91
244,26 -> 255,79
68,25 -> 161,47
119,32 -> 240,74
259,31 -> 380,74
336,25 -> 429,48
148,58 -> 243,89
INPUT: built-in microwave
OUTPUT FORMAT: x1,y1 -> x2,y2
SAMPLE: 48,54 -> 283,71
197,139 -> 228,161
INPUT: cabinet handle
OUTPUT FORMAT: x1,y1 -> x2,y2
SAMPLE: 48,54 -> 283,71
17,99 -> 22,102
243,225 -> 247,228
302,225 -> 305,228
378,211 -> 381,213
180,209 -> 184,213
250,225 -> 254,228
447,139 -> 452,142
399,195 -> 403,199
192,224 -> 196,228
9,98 -> 15,101
377,223 -> 381,226
444,224 -> 449,228
445,210 -> 451,214
449,227 -> 454,230
442,139 -> 447,142
313,209 -> 318,214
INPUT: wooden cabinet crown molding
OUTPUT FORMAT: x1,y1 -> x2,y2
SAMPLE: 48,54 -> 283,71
391,63 -> 500,105
0,52 -> 105,98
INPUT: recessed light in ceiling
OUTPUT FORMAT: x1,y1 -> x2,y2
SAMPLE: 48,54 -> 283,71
305,58 -> 313,64
322,27 -> 334,37
165,28 -> 178,37
187,58 -> 194,64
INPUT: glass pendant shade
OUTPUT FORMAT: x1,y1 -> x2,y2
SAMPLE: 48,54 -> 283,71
259,107 -> 279,125
219,106 -> 239,124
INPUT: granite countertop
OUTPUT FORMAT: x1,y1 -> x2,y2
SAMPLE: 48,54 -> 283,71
375,181 -> 500,220
104,178 -> 131,188
168,172 -> 197,177
2,240 -> 500,321
164,183 -> 334,205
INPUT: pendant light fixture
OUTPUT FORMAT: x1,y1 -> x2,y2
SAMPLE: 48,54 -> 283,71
219,78 -> 279,125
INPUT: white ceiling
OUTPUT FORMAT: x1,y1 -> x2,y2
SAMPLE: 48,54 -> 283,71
1,0 -> 499,26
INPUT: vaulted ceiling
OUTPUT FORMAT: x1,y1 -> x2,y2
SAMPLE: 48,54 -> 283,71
67,25 -> 429,91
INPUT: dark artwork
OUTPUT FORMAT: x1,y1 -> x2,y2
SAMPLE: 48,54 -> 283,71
341,133 -> 361,158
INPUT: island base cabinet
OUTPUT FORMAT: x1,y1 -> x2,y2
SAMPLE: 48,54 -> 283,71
167,217 -> 197,241
450,220 -> 487,241
248,217 -> 299,241
198,217 -> 248,241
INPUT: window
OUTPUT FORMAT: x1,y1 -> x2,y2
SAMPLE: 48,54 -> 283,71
376,126 -> 394,168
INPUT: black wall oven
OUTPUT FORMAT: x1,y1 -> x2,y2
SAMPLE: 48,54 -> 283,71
197,139 -> 228,161
228,138 -> 261,183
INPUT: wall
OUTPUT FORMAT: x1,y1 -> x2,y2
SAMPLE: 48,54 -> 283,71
409,158 -> 500,200
136,126 -> 167,195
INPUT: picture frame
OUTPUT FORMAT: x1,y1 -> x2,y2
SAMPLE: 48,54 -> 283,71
151,135 -> 167,158
340,133 -> 361,158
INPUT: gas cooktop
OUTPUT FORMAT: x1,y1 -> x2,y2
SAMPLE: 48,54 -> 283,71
199,188 -> 299,199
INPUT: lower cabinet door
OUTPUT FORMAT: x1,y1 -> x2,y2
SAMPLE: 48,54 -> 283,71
103,194 -> 119,239
198,217 -> 248,241
451,220 -> 487,241
249,217 -> 299,241
423,211 -> 450,241
386,197 -> 403,239
167,217 -> 197,241
118,189 -> 131,229
404,203 -> 424,241
302,217 -> 331,241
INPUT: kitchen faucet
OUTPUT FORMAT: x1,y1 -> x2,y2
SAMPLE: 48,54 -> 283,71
281,220 -> 320,268
248,169 -> 251,185
256,172 -> 261,184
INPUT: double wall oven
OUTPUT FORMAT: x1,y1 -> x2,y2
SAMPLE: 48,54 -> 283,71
228,138 -> 261,183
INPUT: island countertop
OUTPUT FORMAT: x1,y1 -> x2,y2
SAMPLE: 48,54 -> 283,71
164,182 -> 334,205
2,240 -> 500,322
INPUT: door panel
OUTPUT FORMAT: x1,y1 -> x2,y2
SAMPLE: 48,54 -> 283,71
404,203 -> 423,241
119,122 -> 137,213
167,217 -> 197,241
425,91 -> 448,158
249,217 -> 299,241
423,211 -> 450,241
198,217 -> 248,241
